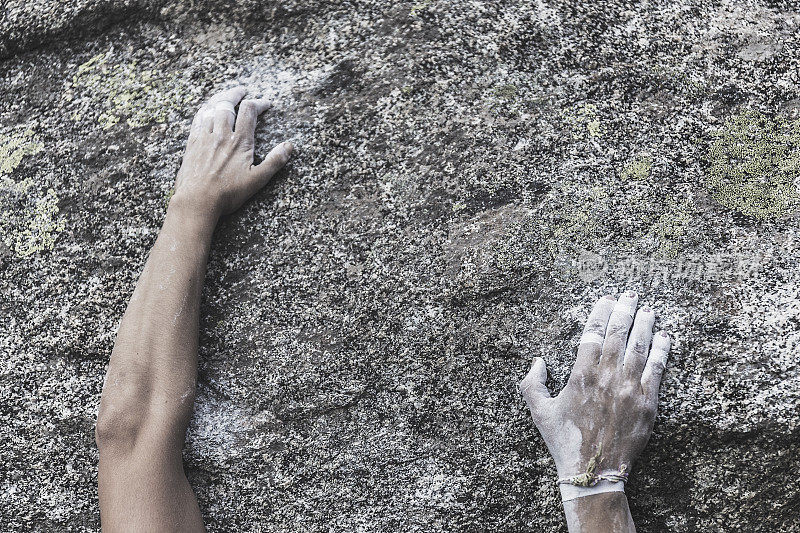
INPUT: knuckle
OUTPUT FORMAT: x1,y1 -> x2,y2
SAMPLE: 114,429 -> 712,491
597,370 -> 615,390
522,390 -> 539,406
585,318 -> 606,334
239,100 -> 256,113
570,367 -> 597,388
606,320 -> 629,338
619,383 -> 638,401
645,360 -> 666,380
631,339 -> 648,356
519,378 -> 543,400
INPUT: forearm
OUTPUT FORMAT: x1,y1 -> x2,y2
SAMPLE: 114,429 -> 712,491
97,196 -> 217,448
563,493 -> 635,533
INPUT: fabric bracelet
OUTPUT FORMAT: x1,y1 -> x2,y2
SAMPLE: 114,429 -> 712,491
557,444 -> 629,502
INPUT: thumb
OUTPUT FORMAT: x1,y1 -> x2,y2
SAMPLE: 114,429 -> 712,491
248,141 -> 294,191
519,357 -> 551,407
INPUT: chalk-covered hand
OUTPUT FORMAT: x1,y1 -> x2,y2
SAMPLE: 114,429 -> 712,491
172,86 -> 293,218
520,292 -> 671,501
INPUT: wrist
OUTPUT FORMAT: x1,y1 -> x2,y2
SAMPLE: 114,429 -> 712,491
562,491 -> 633,533
166,193 -> 219,238
559,479 -> 625,503
167,192 -> 220,227
554,447 -> 630,503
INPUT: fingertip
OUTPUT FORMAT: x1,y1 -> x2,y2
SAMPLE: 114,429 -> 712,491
255,97 -> 271,112
653,330 -> 671,349
520,357 -> 549,398
635,306 -> 656,323
649,331 -> 671,371
614,290 -> 638,318
210,85 -> 247,105
599,294 -> 617,307
525,357 -> 547,385
619,290 -> 638,304
234,87 -> 248,104
532,356 -> 546,372
243,97 -> 271,115
280,141 -> 294,161
520,355 -> 542,378
592,295 -> 616,315
251,141 -> 295,183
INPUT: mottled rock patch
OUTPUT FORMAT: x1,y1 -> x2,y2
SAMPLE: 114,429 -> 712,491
1,1 -> 799,532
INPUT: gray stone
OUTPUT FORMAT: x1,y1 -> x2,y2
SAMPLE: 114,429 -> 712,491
1,0 -> 799,531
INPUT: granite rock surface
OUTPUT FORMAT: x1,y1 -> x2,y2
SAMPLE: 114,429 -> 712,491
1,1 -> 799,531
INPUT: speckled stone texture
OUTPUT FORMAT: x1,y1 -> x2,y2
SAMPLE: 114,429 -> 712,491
1,1 -> 799,531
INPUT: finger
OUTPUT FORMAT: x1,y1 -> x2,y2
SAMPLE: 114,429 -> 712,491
205,86 -> 246,133
189,106 -> 206,136
642,330 -> 671,401
190,105 -> 214,135
213,101 -> 237,133
248,141 -> 294,192
235,98 -> 270,138
623,307 -> 655,380
200,106 -> 216,132
598,291 -> 638,371
571,295 -> 616,377
519,357 -> 551,410
207,86 -> 247,106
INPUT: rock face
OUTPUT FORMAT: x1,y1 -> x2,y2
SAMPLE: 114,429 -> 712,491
1,1 -> 799,531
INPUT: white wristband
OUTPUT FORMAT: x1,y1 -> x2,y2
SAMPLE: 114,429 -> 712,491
560,479 -> 625,502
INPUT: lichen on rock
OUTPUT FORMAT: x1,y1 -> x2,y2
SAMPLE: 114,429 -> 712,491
68,50 -> 195,129
0,127 -> 63,257
620,155 -> 653,182
1,1 -> 800,532
0,127 -> 43,178
410,0 -> 435,16
706,110 -> 800,220
540,158 -> 695,264
0,187 -> 65,257
563,103 -> 604,140
649,196 -> 693,259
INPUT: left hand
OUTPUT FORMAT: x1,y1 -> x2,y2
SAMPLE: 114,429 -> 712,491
172,86 -> 293,218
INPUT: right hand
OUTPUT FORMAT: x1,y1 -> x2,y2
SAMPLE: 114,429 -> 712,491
520,292 -> 671,486
172,86 -> 293,219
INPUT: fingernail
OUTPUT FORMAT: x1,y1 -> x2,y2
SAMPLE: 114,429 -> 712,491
660,331 -> 669,337
643,307 -> 651,313
604,294 -> 616,300
282,142 -> 294,157
626,291 -> 637,298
